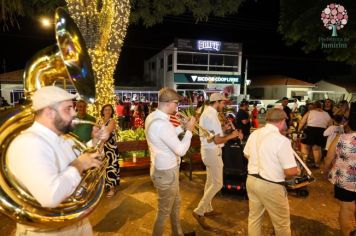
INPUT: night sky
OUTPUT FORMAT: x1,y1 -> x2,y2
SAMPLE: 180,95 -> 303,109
0,0 -> 352,86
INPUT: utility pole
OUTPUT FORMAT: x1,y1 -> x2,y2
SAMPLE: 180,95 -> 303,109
243,59 -> 248,99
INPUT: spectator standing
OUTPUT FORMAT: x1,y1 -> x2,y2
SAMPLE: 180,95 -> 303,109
323,99 -> 335,118
282,97 -> 292,128
235,100 -> 251,141
334,100 -> 350,125
251,103 -> 259,128
292,98 -> 299,113
143,103 -> 149,119
99,104 -> 120,198
124,102 -> 131,129
298,101 -> 331,167
72,100 -> 96,142
133,104 -> 145,129
244,108 -> 298,236
116,100 -> 125,130
323,115 -> 344,151
149,101 -> 158,114
323,104 -> 356,236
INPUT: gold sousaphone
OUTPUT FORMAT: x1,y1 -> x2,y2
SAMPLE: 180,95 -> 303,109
0,8 -> 102,227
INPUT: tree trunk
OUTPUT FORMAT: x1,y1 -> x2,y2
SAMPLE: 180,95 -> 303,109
331,24 -> 338,37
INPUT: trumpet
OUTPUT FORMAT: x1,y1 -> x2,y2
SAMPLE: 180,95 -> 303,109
72,118 -> 98,126
176,112 -> 215,143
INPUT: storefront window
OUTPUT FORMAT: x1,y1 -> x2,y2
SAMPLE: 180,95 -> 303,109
177,53 -> 192,64
177,65 -> 208,70
224,55 -> 238,66
208,66 -> 236,72
177,53 -> 208,65
192,54 -> 208,65
210,55 -> 224,65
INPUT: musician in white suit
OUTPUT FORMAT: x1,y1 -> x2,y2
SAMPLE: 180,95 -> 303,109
8,86 -> 108,236
243,108 -> 299,236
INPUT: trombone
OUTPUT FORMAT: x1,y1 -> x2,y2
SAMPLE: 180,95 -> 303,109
176,112 -> 215,143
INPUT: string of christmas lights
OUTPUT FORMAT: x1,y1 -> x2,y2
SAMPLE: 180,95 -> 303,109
66,0 -> 131,117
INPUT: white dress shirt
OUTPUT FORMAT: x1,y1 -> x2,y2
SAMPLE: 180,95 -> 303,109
199,106 -> 223,149
8,121 -> 82,208
244,123 -> 297,182
145,109 -> 192,170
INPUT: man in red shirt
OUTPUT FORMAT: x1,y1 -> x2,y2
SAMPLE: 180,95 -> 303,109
116,99 -> 126,129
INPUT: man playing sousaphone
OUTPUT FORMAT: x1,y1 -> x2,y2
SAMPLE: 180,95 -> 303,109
7,86 -> 109,235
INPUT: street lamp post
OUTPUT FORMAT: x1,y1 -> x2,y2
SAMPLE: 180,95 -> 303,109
244,59 -> 251,100
40,17 -> 53,29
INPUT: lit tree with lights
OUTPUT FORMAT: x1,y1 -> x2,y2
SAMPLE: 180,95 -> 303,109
65,0 -> 131,115
0,0 -> 245,114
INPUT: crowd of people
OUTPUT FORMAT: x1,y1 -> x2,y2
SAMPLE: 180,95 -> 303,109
0,96 -> 10,107
85,94 -> 355,236
5,85 -> 355,236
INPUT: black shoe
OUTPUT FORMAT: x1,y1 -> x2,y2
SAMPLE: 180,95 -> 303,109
184,231 -> 196,236
192,212 -> 212,230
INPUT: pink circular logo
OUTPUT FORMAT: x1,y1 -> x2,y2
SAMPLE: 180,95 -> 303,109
321,3 -> 348,36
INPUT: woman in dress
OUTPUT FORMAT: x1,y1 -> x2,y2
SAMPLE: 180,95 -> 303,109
99,104 -> 120,198
298,101 -> 331,167
132,103 -> 145,129
323,105 -> 356,236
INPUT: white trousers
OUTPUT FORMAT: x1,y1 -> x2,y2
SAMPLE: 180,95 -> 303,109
194,147 -> 223,216
247,175 -> 291,236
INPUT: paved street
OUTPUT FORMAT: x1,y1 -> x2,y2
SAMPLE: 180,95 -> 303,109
1,169 -> 341,236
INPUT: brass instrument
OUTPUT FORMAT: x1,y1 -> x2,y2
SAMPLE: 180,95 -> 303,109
72,118 -> 98,126
0,8 -> 102,227
219,112 -> 236,134
70,119 -> 108,200
176,111 -> 215,142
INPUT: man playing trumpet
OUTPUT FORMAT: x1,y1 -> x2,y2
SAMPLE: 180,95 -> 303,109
145,88 -> 196,236
193,93 -> 242,230
8,86 -> 109,236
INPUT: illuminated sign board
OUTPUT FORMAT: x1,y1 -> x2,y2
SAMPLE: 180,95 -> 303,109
174,73 -> 240,84
197,40 -> 221,51
175,39 -> 242,54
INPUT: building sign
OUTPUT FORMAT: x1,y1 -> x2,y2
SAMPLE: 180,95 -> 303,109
197,40 -> 221,51
174,73 -> 240,84
175,38 -> 242,54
